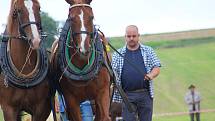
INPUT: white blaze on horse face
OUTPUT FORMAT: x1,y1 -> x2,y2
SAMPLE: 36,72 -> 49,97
24,0 -> 40,49
79,10 -> 87,53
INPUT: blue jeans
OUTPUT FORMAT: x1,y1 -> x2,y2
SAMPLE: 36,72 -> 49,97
80,100 -> 94,121
60,112 -> 68,121
122,91 -> 153,121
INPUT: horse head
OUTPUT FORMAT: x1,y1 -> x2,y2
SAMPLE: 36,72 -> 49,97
65,0 -> 94,57
7,0 -> 42,49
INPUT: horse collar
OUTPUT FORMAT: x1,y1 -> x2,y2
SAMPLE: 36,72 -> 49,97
0,32 -> 49,88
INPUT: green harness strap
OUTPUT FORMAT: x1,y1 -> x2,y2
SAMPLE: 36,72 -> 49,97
65,30 -> 96,74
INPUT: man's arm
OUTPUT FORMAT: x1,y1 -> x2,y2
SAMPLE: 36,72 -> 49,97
145,67 -> 160,80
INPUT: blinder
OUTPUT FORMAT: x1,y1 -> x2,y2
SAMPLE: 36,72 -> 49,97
68,3 -> 94,39
12,8 -> 43,43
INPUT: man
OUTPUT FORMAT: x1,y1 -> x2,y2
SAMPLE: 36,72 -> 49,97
111,25 -> 161,121
185,84 -> 201,121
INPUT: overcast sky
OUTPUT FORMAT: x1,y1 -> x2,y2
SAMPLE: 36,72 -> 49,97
1,0 -> 215,37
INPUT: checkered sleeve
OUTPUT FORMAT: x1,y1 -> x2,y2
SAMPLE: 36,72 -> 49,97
148,47 -> 161,68
111,52 -> 123,103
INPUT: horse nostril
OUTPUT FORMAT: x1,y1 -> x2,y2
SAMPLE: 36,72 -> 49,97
85,49 -> 90,54
79,48 -> 82,52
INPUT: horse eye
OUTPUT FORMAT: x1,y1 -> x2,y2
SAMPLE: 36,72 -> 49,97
89,16 -> 94,20
69,16 -> 74,21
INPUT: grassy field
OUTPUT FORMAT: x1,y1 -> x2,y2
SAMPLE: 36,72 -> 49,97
154,40 -> 215,113
0,37 -> 215,121
153,112 -> 215,121
0,110 -> 2,121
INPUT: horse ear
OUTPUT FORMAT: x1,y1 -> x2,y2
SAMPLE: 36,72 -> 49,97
85,0 -> 92,4
65,0 -> 92,5
65,0 -> 72,5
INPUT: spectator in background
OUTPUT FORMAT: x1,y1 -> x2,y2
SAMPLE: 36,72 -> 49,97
185,84 -> 201,121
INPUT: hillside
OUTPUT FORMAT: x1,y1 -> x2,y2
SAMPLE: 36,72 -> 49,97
142,28 -> 215,41
154,39 -> 215,113
109,28 -> 215,48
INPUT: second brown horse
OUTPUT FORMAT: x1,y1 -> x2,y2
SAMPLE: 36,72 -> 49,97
50,0 -> 111,121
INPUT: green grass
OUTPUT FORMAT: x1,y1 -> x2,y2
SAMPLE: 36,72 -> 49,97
109,36 -> 215,49
153,112 -> 215,121
0,110 -> 3,121
145,37 -> 215,49
109,36 -> 125,52
154,41 -> 215,113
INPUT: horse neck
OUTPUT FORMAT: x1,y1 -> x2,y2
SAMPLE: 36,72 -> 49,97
8,22 -> 38,74
70,48 -> 90,69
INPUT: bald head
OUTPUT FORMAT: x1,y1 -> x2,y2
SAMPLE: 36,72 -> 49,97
125,25 -> 139,35
125,25 -> 140,50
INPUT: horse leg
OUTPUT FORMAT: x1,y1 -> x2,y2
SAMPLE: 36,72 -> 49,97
32,110 -> 51,121
65,95 -> 82,121
94,85 -> 111,121
1,105 -> 19,121
94,68 -> 111,121
31,100 -> 51,121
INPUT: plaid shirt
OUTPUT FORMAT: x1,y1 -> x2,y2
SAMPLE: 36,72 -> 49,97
111,44 -> 161,103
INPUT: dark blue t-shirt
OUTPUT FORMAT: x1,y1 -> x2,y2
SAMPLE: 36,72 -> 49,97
121,47 -> 149,91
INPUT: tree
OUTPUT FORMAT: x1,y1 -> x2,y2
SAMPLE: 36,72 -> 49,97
40,12 -> 58,48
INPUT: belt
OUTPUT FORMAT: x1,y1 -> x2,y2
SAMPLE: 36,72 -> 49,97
126,88 -> 148,93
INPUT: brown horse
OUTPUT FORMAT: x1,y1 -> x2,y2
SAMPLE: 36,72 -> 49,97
50,0 -> 111,121
0,0 -> 52,120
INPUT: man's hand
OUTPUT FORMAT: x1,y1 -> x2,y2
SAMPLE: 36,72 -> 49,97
144,67 -> 160,81
144,74 -> 152,81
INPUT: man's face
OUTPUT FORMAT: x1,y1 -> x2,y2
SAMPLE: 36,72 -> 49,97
125,27 -> 140,48
190,88 -> 195,92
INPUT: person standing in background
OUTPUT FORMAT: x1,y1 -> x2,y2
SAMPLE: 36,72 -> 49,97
185,84 -> 201,121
